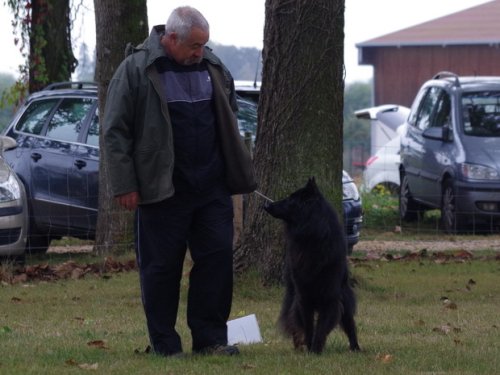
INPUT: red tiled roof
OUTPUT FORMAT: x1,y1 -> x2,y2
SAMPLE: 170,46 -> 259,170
357,0 -> 500,47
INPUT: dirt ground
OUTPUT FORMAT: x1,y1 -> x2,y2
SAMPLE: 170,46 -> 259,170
354,239 -> 500,253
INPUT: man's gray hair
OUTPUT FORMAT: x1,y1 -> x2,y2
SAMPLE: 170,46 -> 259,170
165,6 -> 209,42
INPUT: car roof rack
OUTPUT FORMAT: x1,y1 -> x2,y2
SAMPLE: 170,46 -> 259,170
432,71 -> 460,87
42,82 -> 98,91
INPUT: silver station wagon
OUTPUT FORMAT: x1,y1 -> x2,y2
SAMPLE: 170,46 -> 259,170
399,72 -> 500,233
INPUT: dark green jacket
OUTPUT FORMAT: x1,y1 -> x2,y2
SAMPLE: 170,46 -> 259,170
103,25 -> 257,204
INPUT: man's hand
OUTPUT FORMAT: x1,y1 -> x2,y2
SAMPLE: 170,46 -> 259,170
116,191 -> 140,211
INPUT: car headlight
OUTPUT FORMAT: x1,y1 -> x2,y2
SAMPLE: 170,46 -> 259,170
343,180 -> 360,201
461,163 -> 499,180
0,172 -> 23,202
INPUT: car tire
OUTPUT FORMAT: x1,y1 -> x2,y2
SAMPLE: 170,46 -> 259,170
399,173 -> 420,221
441,180 -> 466,234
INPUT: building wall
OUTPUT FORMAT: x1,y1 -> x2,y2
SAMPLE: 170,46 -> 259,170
361,45 -> 500,107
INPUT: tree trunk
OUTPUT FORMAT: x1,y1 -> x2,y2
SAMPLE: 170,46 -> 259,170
29,0 -> 77,92
234,0 -> 345,284
93,0 -> 148,255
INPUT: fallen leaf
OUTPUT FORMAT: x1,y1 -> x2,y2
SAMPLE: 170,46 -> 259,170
433,324 -> 452,335
375,353 -> 394,363
65,358 -> 78,366
78,363 -> 98,370
443,300 -> 458,310
454,250 -> 474,260
87,340 -> 108,350
242,363 -> 257,370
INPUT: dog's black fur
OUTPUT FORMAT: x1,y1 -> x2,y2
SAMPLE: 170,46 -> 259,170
264,177 -> 360,354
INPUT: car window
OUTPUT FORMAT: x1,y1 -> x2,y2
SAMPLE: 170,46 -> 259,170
45,98 -> 95,143
414,87 -> 442,131
462,91 -> 500,137
86,107 -> 99,146
432,92 -> 451,128
15,98 -> 59,135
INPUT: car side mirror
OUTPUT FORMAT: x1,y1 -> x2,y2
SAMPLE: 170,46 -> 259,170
422,126 -> 452,142
0,136 -> 18,154
442,125 -> 451,141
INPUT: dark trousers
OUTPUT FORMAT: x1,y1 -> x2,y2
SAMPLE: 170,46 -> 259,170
135,191 -> 234,355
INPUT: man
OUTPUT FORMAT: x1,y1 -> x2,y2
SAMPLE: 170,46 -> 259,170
103,6 -> 256,357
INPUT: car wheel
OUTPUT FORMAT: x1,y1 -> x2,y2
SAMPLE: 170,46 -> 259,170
441,180 -> 466,234
399,173 -> 420,221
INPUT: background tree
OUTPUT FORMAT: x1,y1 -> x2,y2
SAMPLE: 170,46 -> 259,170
93,0 -> 148,254
7,0 -> 77,94
75,42 -> 95,82
234,0 -> 345,284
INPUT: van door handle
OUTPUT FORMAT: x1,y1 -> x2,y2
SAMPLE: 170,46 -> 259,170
74,159 -> 87,169
31,152 -> 42,162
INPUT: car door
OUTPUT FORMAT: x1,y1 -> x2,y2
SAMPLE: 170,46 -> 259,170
69,103 -> 99,236
401,87 -> 433,199
402,86 -> 453,206
30,97 -> 95,235
418,90 -> 454,207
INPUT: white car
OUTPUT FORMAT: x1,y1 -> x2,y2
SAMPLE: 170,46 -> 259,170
355,105 -> 409,194
363,135 -> 401,194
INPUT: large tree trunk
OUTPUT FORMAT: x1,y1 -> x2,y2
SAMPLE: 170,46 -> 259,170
29,0 -> 77,92
234,0 -> 345,284
93,0 -> 148,255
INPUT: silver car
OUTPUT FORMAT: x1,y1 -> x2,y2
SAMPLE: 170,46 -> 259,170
0,136 -> 28,259
399,72 -> 500,233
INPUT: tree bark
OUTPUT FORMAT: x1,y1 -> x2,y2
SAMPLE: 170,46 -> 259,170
93,0 -> 148,255
234,0 -> 345,284
29,0 -> 77,92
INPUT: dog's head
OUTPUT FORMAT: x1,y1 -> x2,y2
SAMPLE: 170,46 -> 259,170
264,177 -> 321,222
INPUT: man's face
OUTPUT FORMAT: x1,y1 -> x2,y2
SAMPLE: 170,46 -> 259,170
164,27 -> 209,65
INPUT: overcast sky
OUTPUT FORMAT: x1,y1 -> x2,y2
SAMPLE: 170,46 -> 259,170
0,0 -> 492,82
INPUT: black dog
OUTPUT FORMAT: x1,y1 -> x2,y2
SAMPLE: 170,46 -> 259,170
264,177 -> 360,354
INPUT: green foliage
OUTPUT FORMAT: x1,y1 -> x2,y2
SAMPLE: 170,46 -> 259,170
361,190 -> 448,239
0,72 -> 18,130
362,190 -> 400,234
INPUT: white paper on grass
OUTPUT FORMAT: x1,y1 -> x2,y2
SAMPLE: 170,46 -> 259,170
227,314 -> 263,345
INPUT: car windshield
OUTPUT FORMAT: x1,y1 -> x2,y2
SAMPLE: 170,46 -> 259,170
462,91 -> 500,137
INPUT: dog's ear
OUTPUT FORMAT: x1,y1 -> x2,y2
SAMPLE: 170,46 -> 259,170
305,177 -> 319,194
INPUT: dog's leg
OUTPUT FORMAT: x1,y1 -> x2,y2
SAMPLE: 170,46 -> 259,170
340,287 -> 361,351
310,303 -> 340,354
301,305 -> 315,351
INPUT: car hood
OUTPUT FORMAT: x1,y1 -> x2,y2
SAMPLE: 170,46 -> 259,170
464,137 -> 500,170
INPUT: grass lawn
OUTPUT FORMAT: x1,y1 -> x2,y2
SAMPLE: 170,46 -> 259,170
1,251 -> 499,374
